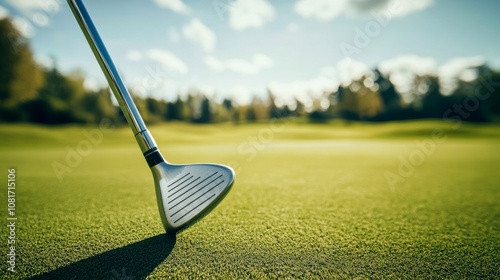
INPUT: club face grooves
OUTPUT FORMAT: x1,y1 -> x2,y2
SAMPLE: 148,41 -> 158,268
151,162 -> 235,233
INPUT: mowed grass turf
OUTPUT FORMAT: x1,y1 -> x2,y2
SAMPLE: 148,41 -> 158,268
0,121 -> 499,279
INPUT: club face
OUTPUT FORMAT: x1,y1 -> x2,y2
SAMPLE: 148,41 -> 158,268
150,162 -> 235,233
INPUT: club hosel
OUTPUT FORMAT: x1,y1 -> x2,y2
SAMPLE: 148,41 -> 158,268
137,130 -> 166,167
135,129 -> 158,154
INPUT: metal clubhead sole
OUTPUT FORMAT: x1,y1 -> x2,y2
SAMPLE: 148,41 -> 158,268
150,161 -> 235,233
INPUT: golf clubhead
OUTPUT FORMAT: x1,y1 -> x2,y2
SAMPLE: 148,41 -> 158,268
68,0 -> 235,234
151,161 -> 235,233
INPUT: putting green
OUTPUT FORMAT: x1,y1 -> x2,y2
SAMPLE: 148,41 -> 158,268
0,121 -> 499,279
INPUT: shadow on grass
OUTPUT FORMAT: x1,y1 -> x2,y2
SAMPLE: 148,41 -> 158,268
30,234 -> 176,280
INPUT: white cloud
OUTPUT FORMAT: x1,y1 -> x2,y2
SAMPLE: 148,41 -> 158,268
268,58 -> 374,107
182,19 -> 216,52
126,50 -> 143,61
226,59 -> 258,74
229,0 -> 275,31
35,54 -> 54,68
0,6 -> 9,19
231,86 -> 253,105
438,56 -> 484,95
336,57 -> 372,85
378,55 -> 485,97
378,55 -> 436,95
379,55 -> 436,76
129,68 -> 178,99
439,56 -> 484,80
12,17 -> 35,38
6,0 -> 61,14
6,0 -> 61,29
294,0 -> 433,21
294,0 -> 346,21
393,0 -> 434,18
197,85 -> 216,97
253,53 -> 274,69
152,0 -> 191,14
205,54 -> 274,75
205,56 -> 225,72
147,49 -> 188,75
268,66 -> 340,108
84,76 -> 102,92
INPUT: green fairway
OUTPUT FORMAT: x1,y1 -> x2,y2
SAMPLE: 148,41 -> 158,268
0,121 -> 499,279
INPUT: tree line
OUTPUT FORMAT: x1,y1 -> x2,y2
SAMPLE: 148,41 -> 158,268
1,18 -> 499,125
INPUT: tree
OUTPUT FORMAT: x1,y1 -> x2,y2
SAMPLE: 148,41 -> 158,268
483,70 -> 500,118
0,18 -> 43,120
166,96 -> 184,121
292,98 -> 306,117
131,96 -> 151,123
222,98 -> 232,111
337,77 -> 384,120
420,76 -> 449,118
268,90 -> 281,119
145,97 -> 167,123
246,96 -> 269,121
197,96 -> 213,123
24,67 -> 83,124
450,66 -> 496,122
374,69 -> 400,111
212,98 -> 234,123
80,88 -> 119,123
246,106 -> 257,122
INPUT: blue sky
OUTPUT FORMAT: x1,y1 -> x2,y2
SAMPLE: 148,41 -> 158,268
1,0 -> 499,104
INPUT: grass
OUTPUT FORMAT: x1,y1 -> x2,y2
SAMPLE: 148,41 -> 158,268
0,120 -> 499,279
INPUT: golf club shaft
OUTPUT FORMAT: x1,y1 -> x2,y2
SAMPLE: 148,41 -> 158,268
68,0 -> 157,155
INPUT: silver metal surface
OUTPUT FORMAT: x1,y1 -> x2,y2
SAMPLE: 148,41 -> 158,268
135,130 -> 158,155
68,0 -> 235,234
151,161 -> 235,233
68,0 -> 155,153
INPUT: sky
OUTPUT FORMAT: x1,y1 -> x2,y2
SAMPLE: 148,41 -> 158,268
1,0 -> 499,105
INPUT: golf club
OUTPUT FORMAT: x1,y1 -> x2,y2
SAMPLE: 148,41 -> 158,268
67,0 -> 235,234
